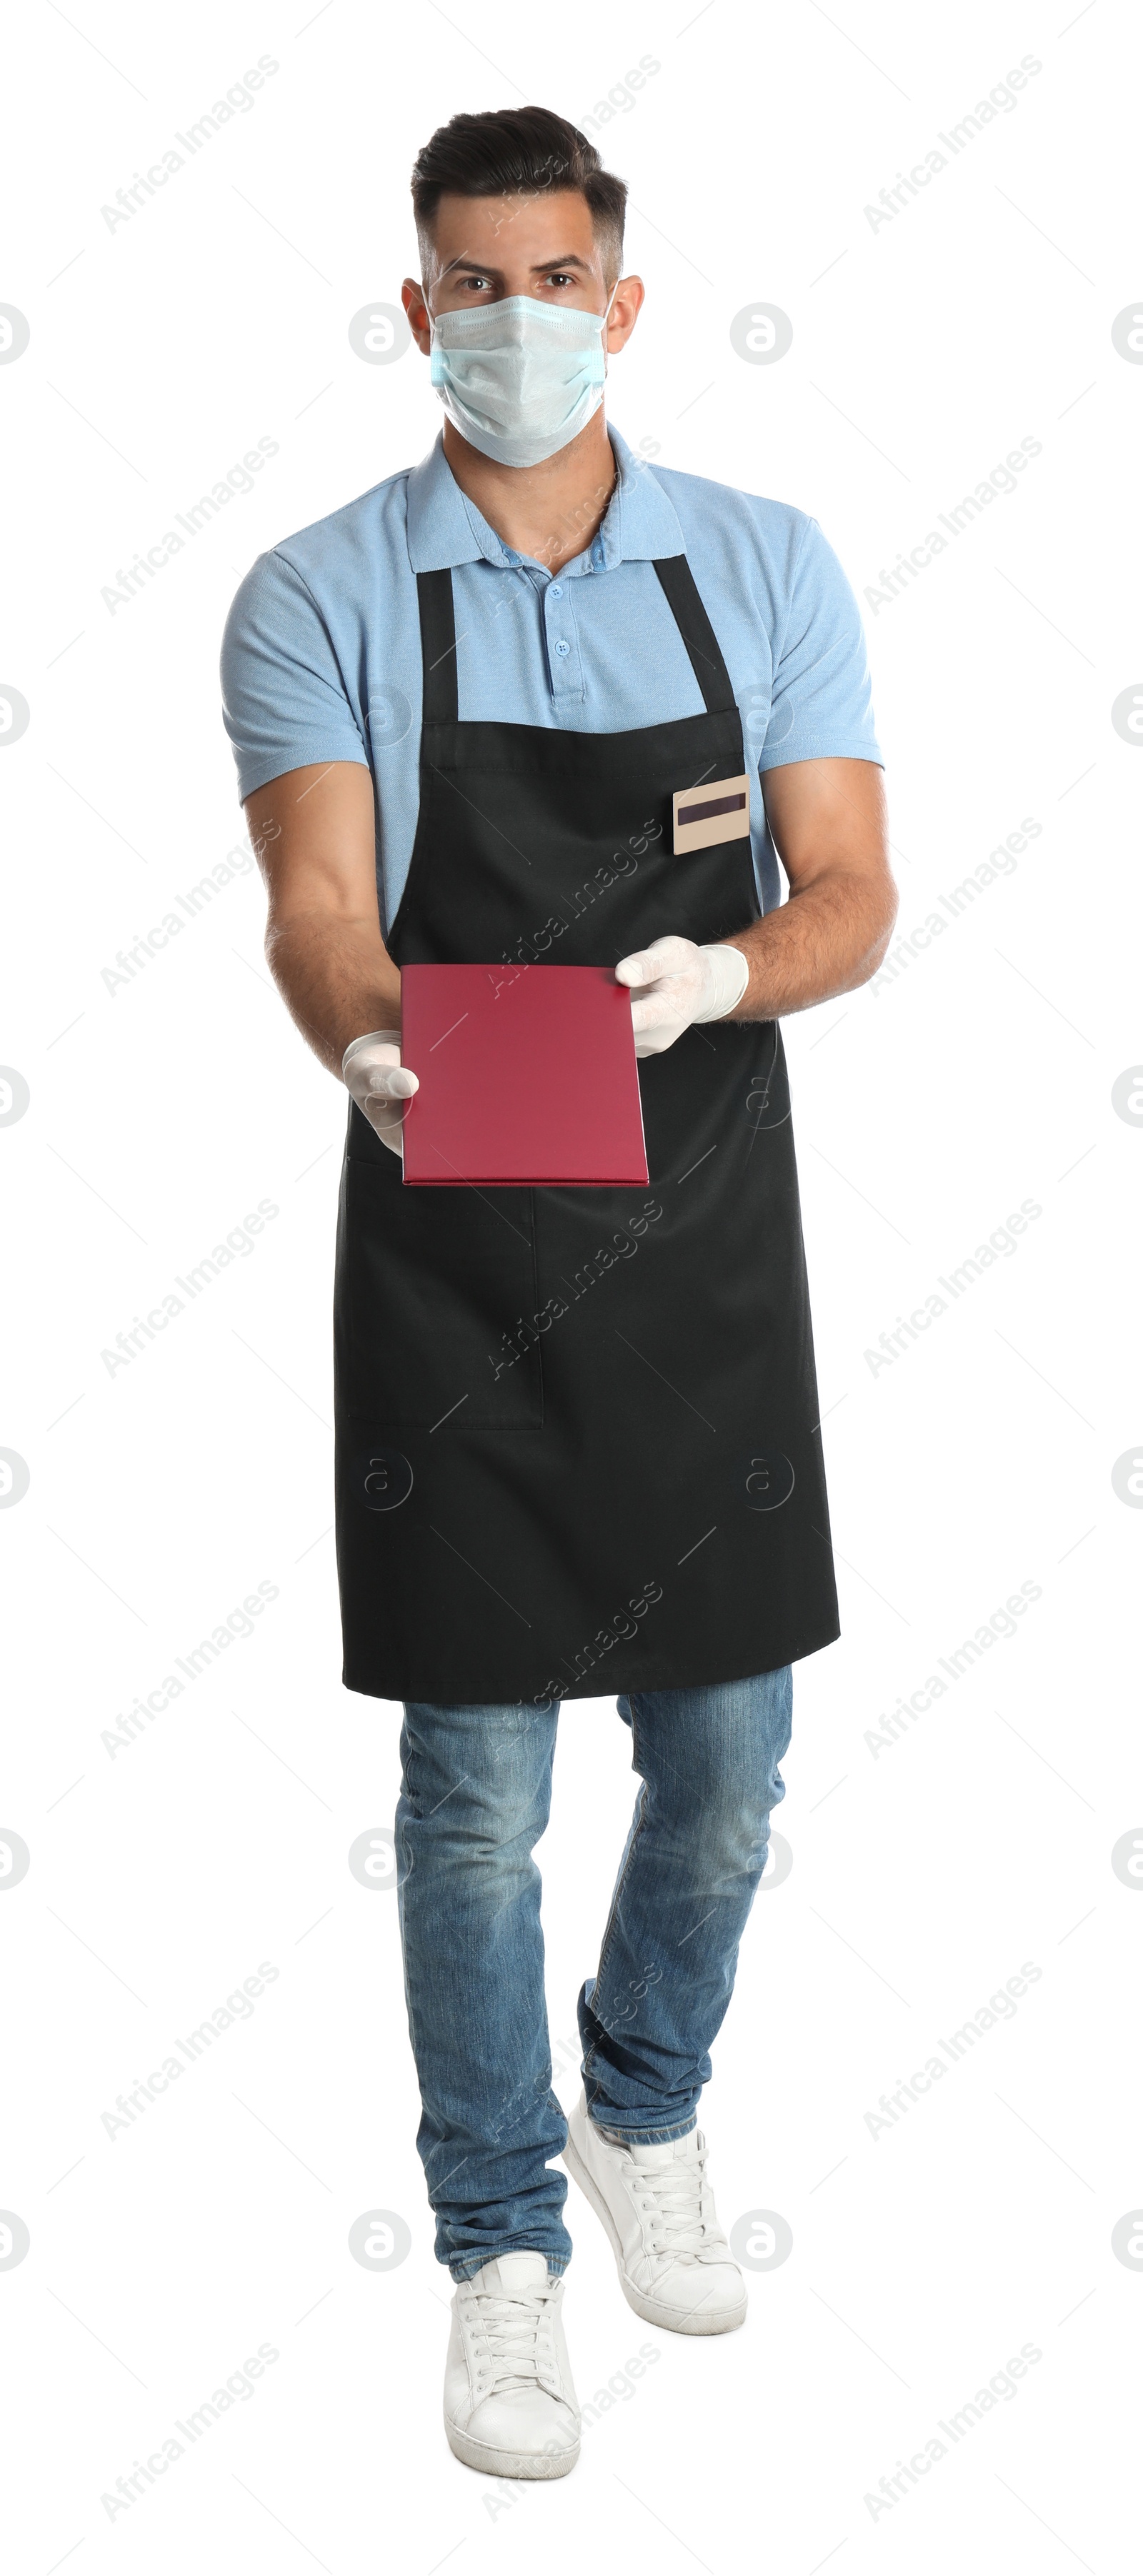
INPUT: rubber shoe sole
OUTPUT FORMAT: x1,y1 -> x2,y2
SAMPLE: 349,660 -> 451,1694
444,2416 -> 580,2478
562,2131 -> 747,2337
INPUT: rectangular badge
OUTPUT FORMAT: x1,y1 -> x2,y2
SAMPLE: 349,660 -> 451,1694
672,772 -> 751,856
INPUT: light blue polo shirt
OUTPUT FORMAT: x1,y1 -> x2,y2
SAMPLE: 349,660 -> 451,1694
221,424 -> 881,933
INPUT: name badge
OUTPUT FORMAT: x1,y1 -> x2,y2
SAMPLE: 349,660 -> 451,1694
672,772 -> 751,856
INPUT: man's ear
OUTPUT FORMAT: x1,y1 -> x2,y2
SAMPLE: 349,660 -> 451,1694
605,275 -> 645,354
401,276 -> 431,355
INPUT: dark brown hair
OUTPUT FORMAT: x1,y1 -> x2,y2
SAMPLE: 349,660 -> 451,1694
411,106 -> 627,279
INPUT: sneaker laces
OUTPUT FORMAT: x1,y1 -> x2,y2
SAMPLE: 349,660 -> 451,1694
465,2283 -> 557,2396
632,2142 -> 725,2260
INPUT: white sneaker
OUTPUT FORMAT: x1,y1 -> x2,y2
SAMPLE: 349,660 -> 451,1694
443,2250 -> 581,2478
563,2090 -> 747,2335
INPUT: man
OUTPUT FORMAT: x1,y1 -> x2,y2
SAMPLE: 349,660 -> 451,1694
221,105 -> 894,2482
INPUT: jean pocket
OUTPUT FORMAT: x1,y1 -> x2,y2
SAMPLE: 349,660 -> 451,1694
339,1153 -> 544,1427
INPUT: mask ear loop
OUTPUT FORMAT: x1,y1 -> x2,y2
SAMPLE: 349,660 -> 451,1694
599,274 -> 621,378
421,276 -> 437,361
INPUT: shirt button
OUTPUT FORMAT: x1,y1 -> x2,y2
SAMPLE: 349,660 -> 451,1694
549,583 -> 563,599
554,639 -> 571,658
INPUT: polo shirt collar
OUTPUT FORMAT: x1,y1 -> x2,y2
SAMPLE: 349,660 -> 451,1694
404,423 -> 684,574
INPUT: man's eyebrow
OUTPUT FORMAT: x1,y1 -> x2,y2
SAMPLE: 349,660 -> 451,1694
437,251 -> 506,279
529,253 -> 591,271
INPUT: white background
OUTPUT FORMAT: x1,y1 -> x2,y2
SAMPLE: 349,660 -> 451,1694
2,1 -> 1141,2568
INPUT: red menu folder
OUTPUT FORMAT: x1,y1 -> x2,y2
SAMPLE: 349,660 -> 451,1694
400,963 -> 649,1187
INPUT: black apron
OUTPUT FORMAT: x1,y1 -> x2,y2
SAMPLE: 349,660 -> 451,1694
333,552 -> 839,1705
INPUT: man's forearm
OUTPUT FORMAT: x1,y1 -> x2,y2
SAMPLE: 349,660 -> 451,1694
723,866 -> 897,1021
264,910 -> 402,1079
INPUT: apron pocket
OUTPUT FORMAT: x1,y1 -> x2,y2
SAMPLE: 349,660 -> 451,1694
341,1158 -> 544,1428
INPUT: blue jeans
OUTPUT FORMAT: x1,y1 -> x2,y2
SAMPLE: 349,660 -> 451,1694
395,1668 -> 793,2280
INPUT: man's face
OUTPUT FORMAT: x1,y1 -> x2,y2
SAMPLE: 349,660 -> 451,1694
402,189 -> 643,354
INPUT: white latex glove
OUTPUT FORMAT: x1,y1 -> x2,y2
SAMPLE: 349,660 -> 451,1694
343,1029 -> 419,1157
614,936 -> 750,1057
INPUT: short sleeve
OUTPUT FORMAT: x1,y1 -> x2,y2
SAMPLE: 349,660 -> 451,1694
757,516 -> 882,771
220,548 -> 370,803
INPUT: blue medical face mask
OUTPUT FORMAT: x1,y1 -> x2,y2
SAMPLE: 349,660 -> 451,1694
428,289 -> 617,468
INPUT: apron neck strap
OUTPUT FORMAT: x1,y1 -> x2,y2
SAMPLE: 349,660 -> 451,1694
652,556 -> 738,716
416,568 -> 460,725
